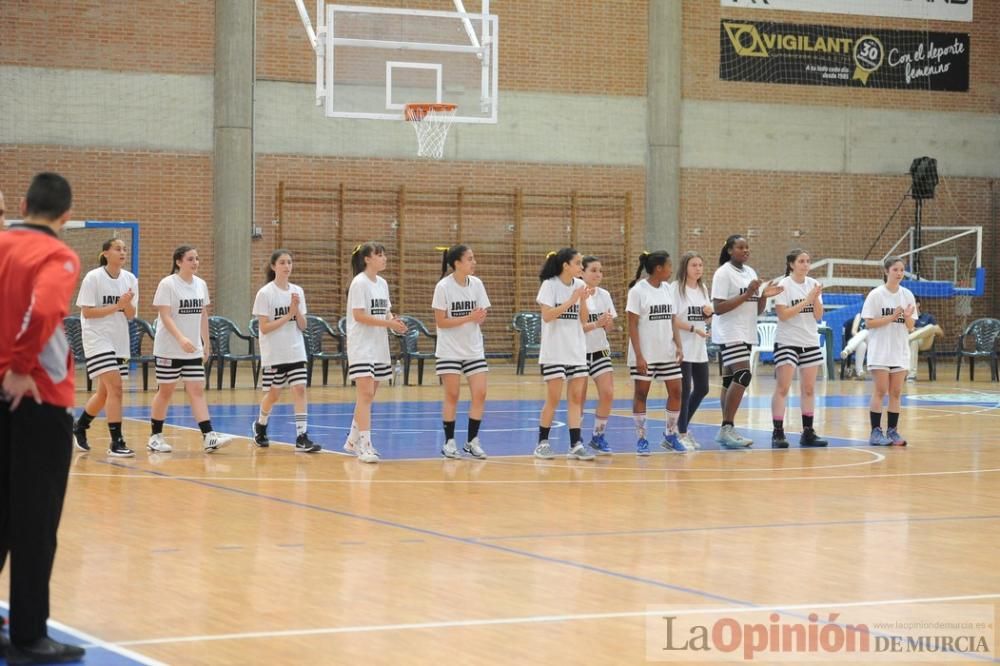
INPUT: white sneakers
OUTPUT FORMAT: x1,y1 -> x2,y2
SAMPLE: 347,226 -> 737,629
147,434 -> 172,453
203,431 -> 233,453
345,436 -> 380,464
146,432 -> 234,453
442,439 -> 460,459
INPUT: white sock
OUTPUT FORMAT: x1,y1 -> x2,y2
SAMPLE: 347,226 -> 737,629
295,413 -> 307,436
633,413 -> 646,439
347,420 -> 360,443
257,408 -> 270,426
593,416 -> 608,436
666,410 -> 679,435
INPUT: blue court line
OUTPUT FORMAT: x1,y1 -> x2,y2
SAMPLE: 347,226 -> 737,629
0,602 -> 156,666
91,461 -> 996,663
473,513 -> 1000,543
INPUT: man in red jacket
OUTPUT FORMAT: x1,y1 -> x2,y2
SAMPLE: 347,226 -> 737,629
0,173 -> 85,664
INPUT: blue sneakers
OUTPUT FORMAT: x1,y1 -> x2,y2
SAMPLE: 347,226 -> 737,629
636,437 -> 651,457
661,433 -> 689,453
869,427 -> 891,446
588,433 -> 612,455
885,427 -> 908,447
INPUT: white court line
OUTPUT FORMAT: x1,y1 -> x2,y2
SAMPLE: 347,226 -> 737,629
110,593 -> 1000,647
486,447 -> 886,473
69,465 -> 1000,485
0,602 -> 166,665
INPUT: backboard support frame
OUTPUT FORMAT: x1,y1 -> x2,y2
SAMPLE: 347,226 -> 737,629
294,1 -> 498,124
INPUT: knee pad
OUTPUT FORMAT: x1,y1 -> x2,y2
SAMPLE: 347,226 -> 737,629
733,368 -> 753,387
721,375 -> 733,389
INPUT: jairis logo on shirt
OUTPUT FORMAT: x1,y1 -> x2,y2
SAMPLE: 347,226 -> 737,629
739,287 -> 759,302
880,307 -> 905,323
649,304 -> 674,321
451,300 -> 477,318
178,298 -> 204,315
102,294 -> 121,306
370,297 -> 388,316
790,298 -> 815,314
555,303 -> 580,321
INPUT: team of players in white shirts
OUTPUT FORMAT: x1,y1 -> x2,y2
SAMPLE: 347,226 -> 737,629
71,237 -> 916,459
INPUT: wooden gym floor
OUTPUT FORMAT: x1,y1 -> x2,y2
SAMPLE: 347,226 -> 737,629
3,362 -> 998,664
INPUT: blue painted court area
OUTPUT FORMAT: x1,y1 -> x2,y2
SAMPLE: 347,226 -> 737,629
121,397 -> 881,459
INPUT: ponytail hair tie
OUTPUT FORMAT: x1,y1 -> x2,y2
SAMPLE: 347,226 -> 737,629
434,246 -> 450,252
641,250 -> 650,257
352,244 -> 363,254
546,251 -> 557,259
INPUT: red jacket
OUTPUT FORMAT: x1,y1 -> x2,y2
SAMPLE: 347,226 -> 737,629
0,225 -> 81,408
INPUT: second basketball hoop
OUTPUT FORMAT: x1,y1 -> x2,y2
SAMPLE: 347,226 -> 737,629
404,103 -> 457,159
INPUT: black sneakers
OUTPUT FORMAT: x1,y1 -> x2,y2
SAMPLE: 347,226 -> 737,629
295,432 -> 321,453
252,421 -> 270,448
800,428 -> 829,447
6,636 -> 85,664
72,421 -> 90,452
771,430 -> 790,449
107,438 -> 135,458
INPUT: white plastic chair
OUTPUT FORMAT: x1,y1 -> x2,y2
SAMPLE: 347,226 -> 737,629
749,322 -> 777,373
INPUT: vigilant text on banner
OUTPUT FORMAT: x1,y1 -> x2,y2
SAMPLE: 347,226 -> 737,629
720,20 -> 969,91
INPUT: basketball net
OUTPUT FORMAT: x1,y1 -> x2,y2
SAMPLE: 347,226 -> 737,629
404,103 -> 457,159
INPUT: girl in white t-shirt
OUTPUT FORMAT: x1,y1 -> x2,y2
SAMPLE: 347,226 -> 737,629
147,246 -> 233,454
674,251 -> 713,451
862,256 -> 916,446
343,242 -> 408,464
534,248 -> 594,461
626,251 -> 686,455
433,244 -> 491,460
251,250 -> 320,454
711,234 -> 782,449
580,255 -> 617,455
72,238 -> 138,457
771,249 -> 828,449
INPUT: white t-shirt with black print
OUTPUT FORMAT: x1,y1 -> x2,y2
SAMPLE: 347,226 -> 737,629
536,277 -> 587,366
677,283 -> 710,364
584,287 -> 617,354
253,281 -> 308,366
711,262 -> 760,346
432,274 -> 491,360
861,284 -> 917,368
626,279 -> 679,365
153,273 -> 210,360
347,272 -> 392,365
76,266 -> 138,358
775,275 -> 823,348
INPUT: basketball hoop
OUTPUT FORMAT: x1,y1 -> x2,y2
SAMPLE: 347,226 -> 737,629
404,103 -> 457,159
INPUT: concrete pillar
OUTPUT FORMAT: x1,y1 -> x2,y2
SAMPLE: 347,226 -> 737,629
213,0 -> 255,323
647,0 -> 682,258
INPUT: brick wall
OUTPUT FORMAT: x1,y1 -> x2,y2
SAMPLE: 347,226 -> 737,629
0,0 -> 214,74
0,145 -> 214,314
679,169 -> 998,348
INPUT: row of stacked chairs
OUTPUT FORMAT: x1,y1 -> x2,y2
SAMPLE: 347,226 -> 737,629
63,313 -> 1000,390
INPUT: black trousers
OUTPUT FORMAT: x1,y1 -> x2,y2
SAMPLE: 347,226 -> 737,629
679,362 -> 710,433
0,398 -> 73,644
